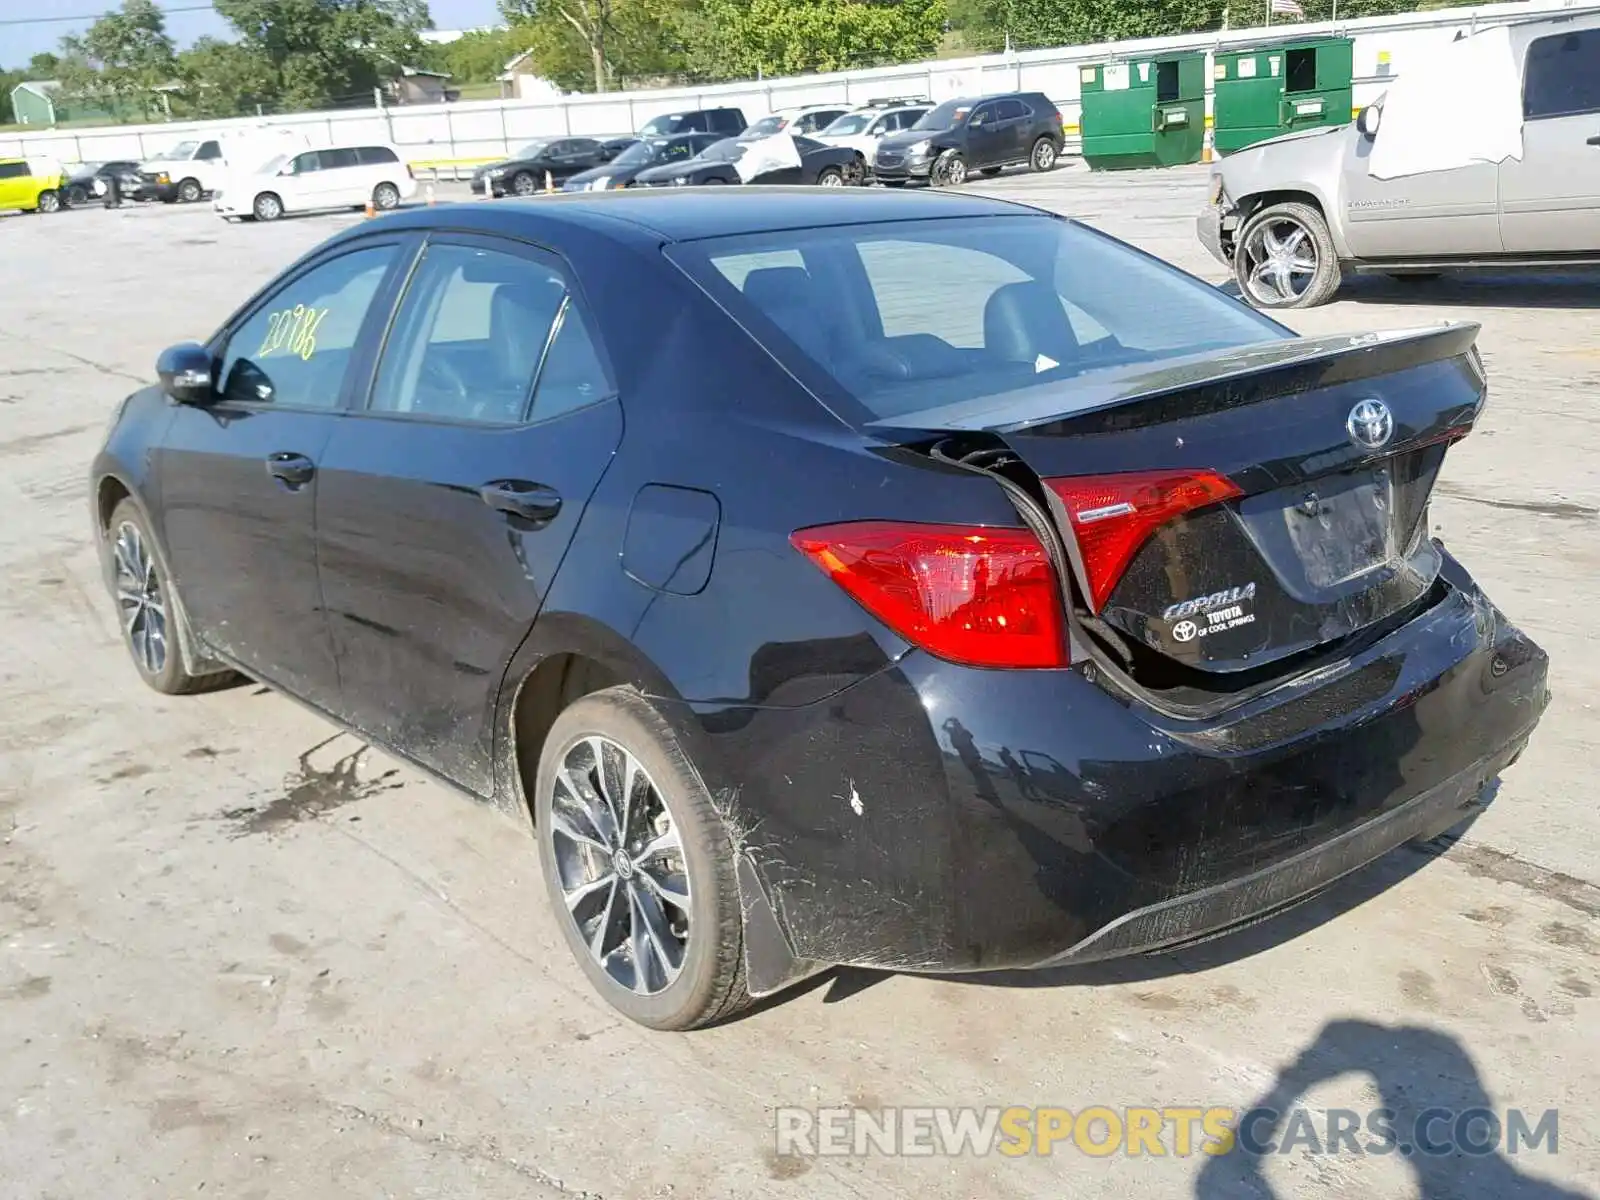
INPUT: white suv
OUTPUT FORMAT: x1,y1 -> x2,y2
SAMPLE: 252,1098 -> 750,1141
215,143 -> 417,222
742,104 -> 854,138
814,100 -> 932,161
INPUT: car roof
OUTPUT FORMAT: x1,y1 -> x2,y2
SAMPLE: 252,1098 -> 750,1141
362,186 -> 1040,246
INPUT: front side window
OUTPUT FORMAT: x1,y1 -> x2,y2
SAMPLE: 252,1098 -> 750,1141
827,114 -> 873,136
672,216 -> 1284,423
367,243 -> 611,425
288,151 -> 319,175
217,245 -> 399,409
1524,29 -> 1600,119
197,140 -> 222,160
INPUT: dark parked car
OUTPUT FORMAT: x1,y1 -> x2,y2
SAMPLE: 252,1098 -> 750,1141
632,135 -> 865,187
638,107 -> 747,137
93,189 -> 1548,1031
875,91 -> 1065,186
471,137 -> 625,196
63,160 -> 143,206
563,133 -> 723,191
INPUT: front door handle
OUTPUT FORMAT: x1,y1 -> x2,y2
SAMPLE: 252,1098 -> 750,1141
480,479 -> 562,525
266,451 -> 315,489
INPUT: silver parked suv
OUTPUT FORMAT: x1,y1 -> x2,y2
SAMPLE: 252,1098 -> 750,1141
1199,11 -> 1600,308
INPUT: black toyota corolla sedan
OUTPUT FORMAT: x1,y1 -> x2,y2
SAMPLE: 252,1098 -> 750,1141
91,189 -> 1549,1030
632,134 -> 865,187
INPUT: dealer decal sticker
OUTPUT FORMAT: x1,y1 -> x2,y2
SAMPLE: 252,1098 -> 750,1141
1165,584 -> 1257,642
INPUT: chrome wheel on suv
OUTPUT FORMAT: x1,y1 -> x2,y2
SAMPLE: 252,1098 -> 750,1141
1234,200 -> 1343,309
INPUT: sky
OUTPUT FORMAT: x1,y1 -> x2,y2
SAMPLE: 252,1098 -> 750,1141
0,0 -> 507,69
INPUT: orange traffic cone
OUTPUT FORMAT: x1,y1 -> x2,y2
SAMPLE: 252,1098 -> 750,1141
425,182 -> 436,206
364,198 -> 376,219
545,170 -> 554,194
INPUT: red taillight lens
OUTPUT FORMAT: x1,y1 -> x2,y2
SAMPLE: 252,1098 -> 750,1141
790,521 -> 1067,669
1055,109 -> 1065,126
1045,470 -> 1241,611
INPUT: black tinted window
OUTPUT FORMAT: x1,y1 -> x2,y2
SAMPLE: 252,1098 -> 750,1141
1525,30 -> 1600,118
198,141 -> 222,160
356,145 -> 399,165
319,148 -> 360,170
531,301 -> 611,421
218,246 -> 397,409
0,162 -> 27,179
997,99 -> 1030,120
969,103 -> 1000,126
676,217 -> 1280,423
289,152 -> 320,175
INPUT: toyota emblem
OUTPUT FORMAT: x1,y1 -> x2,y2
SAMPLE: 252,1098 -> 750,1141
1347,398 -> 1393,450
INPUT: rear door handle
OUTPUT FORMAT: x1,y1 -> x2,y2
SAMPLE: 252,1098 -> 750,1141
480,480 -> 562,525
266,451 -> 315,489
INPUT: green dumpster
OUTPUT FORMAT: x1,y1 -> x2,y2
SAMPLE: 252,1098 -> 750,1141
1079,53 -> 1206,171
1212,36 -> 1354,154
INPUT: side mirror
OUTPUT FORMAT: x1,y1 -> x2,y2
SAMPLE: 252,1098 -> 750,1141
1357,104 -> 1382,138
156,342 -> 215,405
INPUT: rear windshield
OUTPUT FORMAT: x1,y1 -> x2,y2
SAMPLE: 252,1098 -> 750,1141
668,215 -> 1285,423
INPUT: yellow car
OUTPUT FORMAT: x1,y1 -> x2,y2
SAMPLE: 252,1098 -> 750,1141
0,157 -> 65,214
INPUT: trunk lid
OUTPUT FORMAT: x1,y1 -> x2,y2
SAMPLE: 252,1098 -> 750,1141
869,325 -> 1484,675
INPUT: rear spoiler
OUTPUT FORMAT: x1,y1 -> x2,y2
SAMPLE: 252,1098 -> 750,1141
866,324 -> 1482,440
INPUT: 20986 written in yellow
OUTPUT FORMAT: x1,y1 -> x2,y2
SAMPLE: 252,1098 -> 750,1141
258,305 -> 330,362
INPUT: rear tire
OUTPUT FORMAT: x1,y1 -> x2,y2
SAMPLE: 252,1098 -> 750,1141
1233,200 -> 1343,309
105,500 -> 237,696
816,166 -> 844,187
35,189 -> 61,214
535,687 -> 751,1030
372,181 -> 400,210
1029,136 -> 1059,172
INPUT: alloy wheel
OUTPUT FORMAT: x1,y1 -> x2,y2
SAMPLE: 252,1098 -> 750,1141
939,156 -> 968,186
255,194 -> 282,221
1034,140 -> 1057,170
819,169 -> 844,187
113,521 -> 168,676
37,190 -> 60,213
1241,216 -> 1319,305
178,179 -> 201,203
512,172 -> 537,196
548,735 -> 691,997
373,183 -> 400,210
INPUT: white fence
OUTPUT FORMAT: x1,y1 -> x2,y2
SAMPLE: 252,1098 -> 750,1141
4,0 -> 1594,177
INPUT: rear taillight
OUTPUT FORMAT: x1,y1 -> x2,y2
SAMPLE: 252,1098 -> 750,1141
1045,470 -> 1241,611
791,521 -> 1067,669
1055,109 -> 1065,126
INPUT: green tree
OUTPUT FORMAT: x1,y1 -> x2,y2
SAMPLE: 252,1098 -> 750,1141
57,0 -> 178,118
423,26 -> 537,84
0,70 -> 21,124
178,36 -> 278,117
214,0 -> 435,109
29,52 -> 62,77
689,0 -> 946,79
500,0 -> 692,92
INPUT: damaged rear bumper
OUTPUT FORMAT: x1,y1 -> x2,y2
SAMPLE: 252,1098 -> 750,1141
679,557 -> 1548,993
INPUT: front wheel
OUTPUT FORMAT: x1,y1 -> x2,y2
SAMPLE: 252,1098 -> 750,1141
252,192 -> 283,222
816,166 -> 844,188
1233,200 -> 1343,309
535,687 -> 751,1030
104,500 -> 236,695
35,189 -> 61,214
372,181 -> 400,210
1030,136 -> 1059,172
931,150 -> 968,187
511,171 -> 538,196
177,178 -> 202,203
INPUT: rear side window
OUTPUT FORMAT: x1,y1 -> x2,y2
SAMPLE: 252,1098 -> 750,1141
367,243 -> 610,424
997,99 -> 1030,120
0,162 -> 27,179
1524,30 -> 1600,118
672,216 -> 1282,422
319,148 -> 360,171
217,245 -> 398,409
357,145 -> 399,165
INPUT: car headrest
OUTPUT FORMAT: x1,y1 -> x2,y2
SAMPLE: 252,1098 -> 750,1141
490,280 -> 565,382
740,267 -> 832,360
983,280 -> 1078,366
